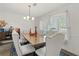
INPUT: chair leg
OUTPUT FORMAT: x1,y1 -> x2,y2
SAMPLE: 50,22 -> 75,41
10,43 -> 17,56
33,52 -> 38,56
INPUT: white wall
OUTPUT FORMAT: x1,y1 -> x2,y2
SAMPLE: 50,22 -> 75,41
0,11 -> 35,33
36,4 -> 79,55
63,4 -> 79,55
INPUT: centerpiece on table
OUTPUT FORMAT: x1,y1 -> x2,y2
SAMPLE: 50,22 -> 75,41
29,26 -> 37,37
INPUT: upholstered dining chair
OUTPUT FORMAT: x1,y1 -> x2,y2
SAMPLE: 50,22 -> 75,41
35,32 -> 65,56
46,32 -> 65,56
12,30 -> 35,56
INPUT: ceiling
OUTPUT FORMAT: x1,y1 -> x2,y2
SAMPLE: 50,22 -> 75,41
0,3 -> 66,17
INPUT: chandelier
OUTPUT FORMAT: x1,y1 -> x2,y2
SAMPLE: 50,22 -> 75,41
24,5 -> 35,20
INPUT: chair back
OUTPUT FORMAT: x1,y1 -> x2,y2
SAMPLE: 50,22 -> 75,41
46,32 -> 65,56
12,30 -> 22,56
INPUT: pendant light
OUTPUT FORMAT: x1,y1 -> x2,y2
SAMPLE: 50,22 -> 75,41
24,5 -> 35,21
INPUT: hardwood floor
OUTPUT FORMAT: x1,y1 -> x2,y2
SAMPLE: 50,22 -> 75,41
0,43 -> 12,56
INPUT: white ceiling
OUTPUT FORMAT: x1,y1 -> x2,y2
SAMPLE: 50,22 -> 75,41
0,3 -> 66,17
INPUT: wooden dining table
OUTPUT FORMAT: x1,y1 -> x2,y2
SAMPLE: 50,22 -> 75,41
23,33 -> 46,49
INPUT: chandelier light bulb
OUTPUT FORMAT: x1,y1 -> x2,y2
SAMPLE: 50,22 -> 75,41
27,16 -> 30,19
32,17 -> 35,20
24,17 -> 26,19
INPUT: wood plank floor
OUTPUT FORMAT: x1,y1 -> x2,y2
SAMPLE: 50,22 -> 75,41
0,42 -> 12,56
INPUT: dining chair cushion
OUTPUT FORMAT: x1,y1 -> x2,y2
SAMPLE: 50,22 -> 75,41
19,39 -> 29,45
19,44 -> 35,55
35,47 -> 46,56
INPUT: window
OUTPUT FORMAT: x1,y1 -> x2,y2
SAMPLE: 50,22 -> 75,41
39,12 -> 70,40
48,12 -> 69,40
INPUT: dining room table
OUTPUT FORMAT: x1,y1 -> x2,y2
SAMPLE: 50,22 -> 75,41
23,33 -> 46,49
